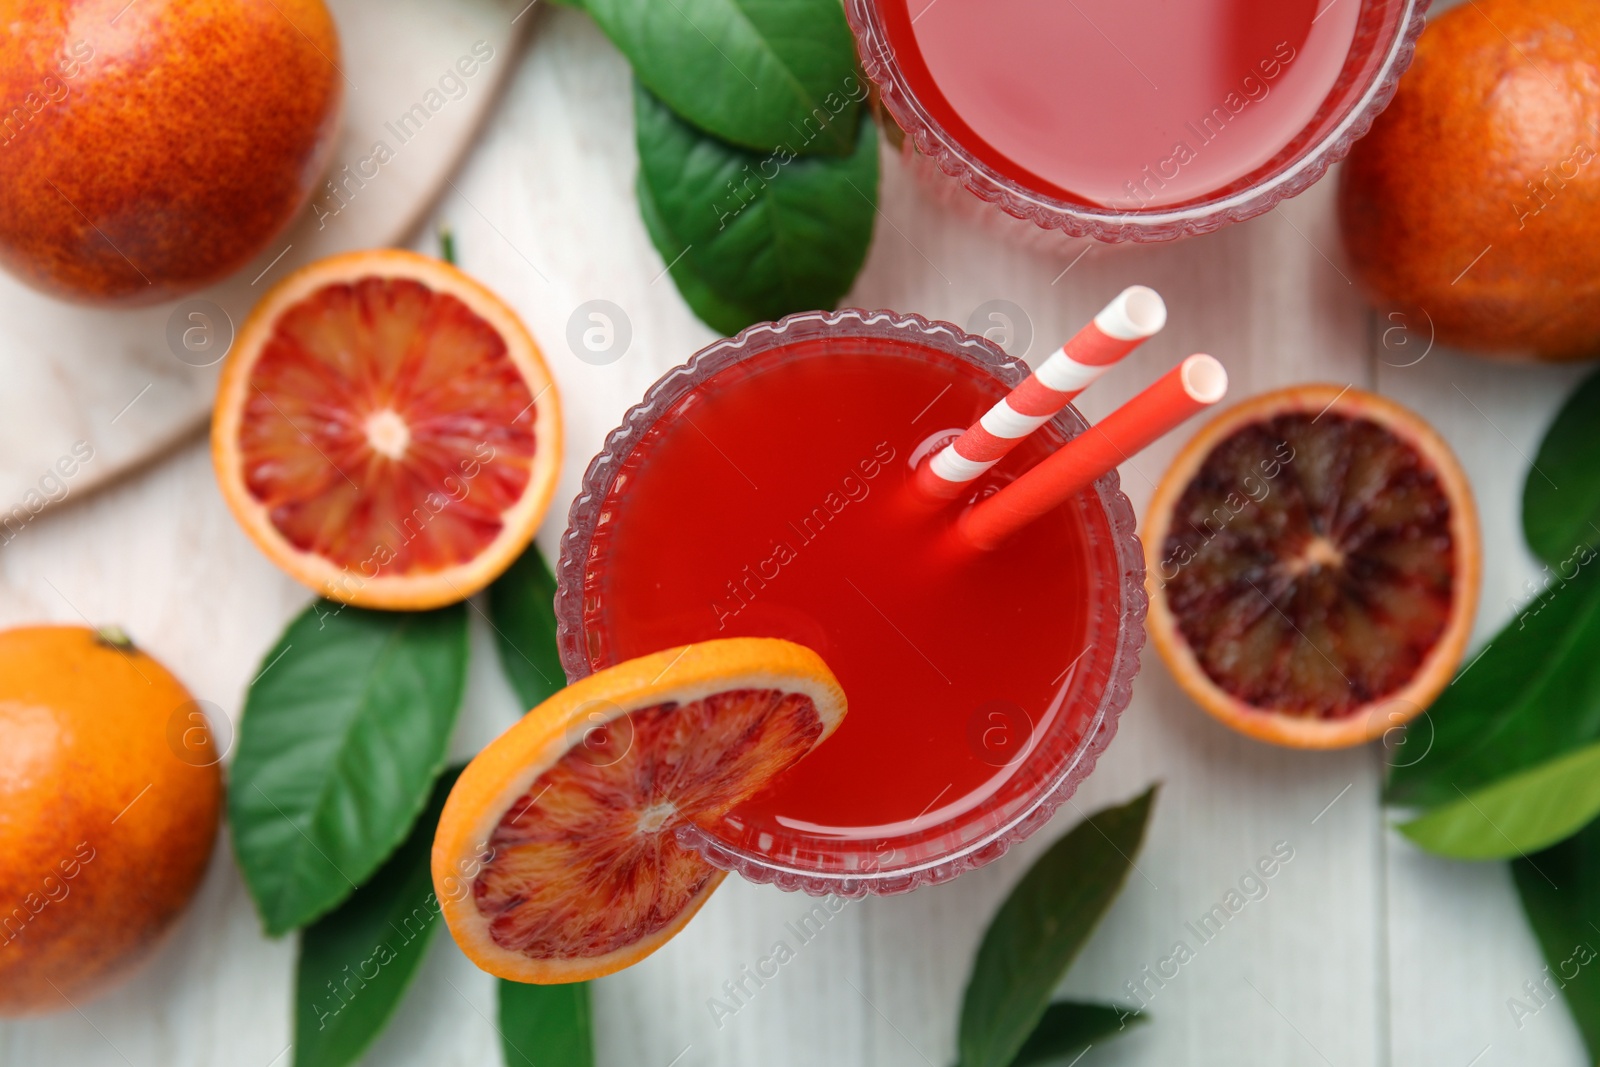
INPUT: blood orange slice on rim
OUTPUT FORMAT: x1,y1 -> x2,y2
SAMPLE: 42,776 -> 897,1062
432,638 -> 847,983
212,249 -> 561,610
1145,384 -> 1481,749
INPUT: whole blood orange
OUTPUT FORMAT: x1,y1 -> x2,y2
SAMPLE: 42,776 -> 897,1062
211,249 -> 562,610
1145,385 -> 1481,749
1339,0 -> 1600,360
0,0 -> 342,304
0,626 -> 221,1014
433,639 -> 847,983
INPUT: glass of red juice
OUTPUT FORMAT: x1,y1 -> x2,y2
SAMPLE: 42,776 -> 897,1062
555,310 -> 1146,896
846,0 -> 1428,241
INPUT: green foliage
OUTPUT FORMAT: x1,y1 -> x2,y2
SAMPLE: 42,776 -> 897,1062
230,602 -> 468,935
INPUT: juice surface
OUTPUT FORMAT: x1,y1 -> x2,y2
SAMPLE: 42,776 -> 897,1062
583,341 -> 1098,849
879,0 -> 1363,208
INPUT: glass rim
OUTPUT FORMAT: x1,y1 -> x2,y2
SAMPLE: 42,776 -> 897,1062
554,308 -> 1148,896
845,0 -> 1431,241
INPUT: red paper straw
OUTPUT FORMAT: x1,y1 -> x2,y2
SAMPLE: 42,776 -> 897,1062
958,354 -> 1229,551
916,286 -> 1167,501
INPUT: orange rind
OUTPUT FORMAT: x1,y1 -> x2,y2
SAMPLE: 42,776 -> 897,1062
432,638 -> 846,983
212,248 -> 561,609
1146,384 -> 1480,749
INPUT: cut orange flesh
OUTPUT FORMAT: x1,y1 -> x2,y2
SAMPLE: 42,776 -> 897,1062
432,639 -> 847,983
212,249 -> 561,610
1145,385 -> 1481,749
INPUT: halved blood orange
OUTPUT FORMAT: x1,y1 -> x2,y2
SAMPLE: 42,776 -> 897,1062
432,638 -> 847,983
211,249 -> 561,610
1145,384 -> 1481,749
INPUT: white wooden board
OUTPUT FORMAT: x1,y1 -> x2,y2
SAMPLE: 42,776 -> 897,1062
0,0 -> 529,528
2,4 -> 1594,1066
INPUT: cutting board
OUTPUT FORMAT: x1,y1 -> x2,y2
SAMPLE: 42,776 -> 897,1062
0,0 -> 530,521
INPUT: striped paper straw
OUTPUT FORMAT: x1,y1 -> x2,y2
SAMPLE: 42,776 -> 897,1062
916,286 -> 1168,501
958,354 -> 1229,551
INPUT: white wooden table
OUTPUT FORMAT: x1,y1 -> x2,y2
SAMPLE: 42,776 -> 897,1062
1,6 -> 1590,1066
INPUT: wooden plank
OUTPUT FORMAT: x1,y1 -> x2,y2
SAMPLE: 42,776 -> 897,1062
0,444 -> 304,1066
705,151 -> 1390,1065
1379,348 -> 1592,1067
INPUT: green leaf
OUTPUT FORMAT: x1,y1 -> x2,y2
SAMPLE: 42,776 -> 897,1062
230,601 -> 469,935
1524,368 -> 1600,569
1010,1002 -> 1144,1067
1398,740 -> 1600,860
1512,817 -> 1600,1062
1386,558 -> 1600,809
634,81 -> 877,333
498,979 -> 594,1067
957,786 -> 1158,1067
636,171 -> 766,336
486,545 -> 567,710
587,0 -> 862,155
293,767 -> 461,1067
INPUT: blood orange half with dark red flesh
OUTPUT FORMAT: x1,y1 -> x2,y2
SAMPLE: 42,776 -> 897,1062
1145,384 -> 1481,749
432,639 -> 847,983
212,249 -> 561,609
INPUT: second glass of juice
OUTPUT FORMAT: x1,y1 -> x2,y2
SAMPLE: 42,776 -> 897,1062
556,310 -> 1145,896
846,0 -> 1428,241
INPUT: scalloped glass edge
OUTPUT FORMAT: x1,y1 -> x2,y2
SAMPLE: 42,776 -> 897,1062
554,308 -> 1147,897
845,0 -> 1430,243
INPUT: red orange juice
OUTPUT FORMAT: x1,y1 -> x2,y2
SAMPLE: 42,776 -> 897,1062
880,0 -> 1357,209
556,311 -> 1145,892
848,0 -> 1427,238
